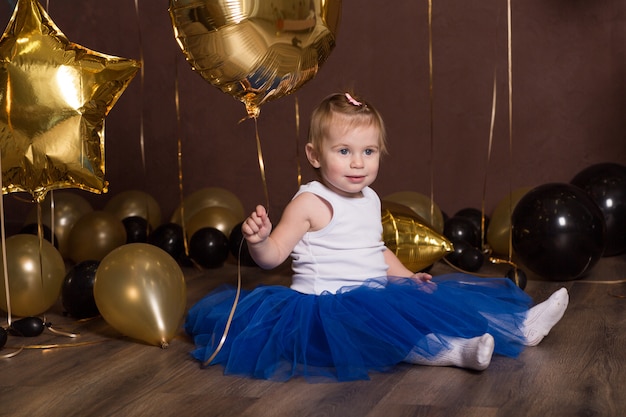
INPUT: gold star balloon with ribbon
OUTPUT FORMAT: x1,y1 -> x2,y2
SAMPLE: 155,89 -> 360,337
0,0 -> 140,202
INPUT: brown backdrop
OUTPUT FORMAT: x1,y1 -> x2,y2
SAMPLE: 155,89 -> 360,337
2,0 -> 625,228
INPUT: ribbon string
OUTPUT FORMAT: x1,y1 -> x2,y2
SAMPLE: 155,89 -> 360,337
506,0 -> 514,262
294,96 -> 302,188
427,0 -> 435,226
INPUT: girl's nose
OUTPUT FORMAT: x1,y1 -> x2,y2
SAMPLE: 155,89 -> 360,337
350,156 -> 364,168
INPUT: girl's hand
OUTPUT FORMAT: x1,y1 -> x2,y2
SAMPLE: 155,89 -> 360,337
411,272 -> 436,293
410,272 -> 433,283
242,205 -> 273,244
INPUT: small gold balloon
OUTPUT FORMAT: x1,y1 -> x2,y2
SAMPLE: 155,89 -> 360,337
382,201 -> 453,272
0,234 -> 66,317
169,0 -> 341,117
383,191 -> 445,233
24,191 -> 94,258
487,186 -> 533,256
66,211 -> 127,263
104,190 -> 162,230
186,206 -> 240,239
94,243 -> 187,348
171,187 -> 245,225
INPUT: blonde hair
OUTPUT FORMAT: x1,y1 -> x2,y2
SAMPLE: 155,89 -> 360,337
307,92 -> 388,155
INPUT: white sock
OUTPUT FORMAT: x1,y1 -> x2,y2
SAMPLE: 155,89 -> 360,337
404,333 -> 495,371
523,287 -> 569,346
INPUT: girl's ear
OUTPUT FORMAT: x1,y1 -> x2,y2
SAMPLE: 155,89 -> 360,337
305,143 -> 321,168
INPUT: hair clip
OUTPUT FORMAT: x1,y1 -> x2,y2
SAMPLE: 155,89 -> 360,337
345,92 -> 362,107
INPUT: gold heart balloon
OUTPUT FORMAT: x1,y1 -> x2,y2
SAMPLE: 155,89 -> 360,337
0,0 -> 140,203
382,201 -> 454,272
169,0 -> 342,118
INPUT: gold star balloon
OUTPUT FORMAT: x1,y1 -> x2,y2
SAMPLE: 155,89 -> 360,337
0,0 -> 140,202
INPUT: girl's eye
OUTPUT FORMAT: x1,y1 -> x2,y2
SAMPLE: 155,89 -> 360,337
364,149 -> 375,156
339,149 -> 349,155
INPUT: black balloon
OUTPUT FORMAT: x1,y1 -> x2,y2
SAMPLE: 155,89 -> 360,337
9,316 -> 45,337
512,183 -> 606,281
445,239 -> 483,272
148,223 -> 185,260
122,216 -> 151,243
445,239 -> 472,266
19,223 -> 58,248
506,267 -> 527,290
0,326 -> 7,348
457,245 -> 484,272
228,222 -> 258,267
62,260 -> 100,319
571,163 -> 626,256
454,207 -> 489,241
444,216 -> 480,248
189,227 -> 230,268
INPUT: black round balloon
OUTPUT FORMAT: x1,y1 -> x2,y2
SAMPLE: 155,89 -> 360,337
189,227 -> 230,268
512,183 -> 606,281
19,223 -> 58,248
0,326 -> 7,348
571,163 -> 626,256
445,239 -> 473,266
506,267 -> 527,290
457,245 -> 484,272
454,207 -> 489,240
9,316 -> 45,337
228,222 -> 258,267
444,216 -> 480,248
148,223 -> 185,260
62,260 -> 100,319
122,216 -> 150,243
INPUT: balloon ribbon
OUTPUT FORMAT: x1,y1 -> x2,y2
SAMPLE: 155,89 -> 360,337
201,240 -> 243,367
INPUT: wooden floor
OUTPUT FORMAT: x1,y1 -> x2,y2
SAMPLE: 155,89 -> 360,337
1,253 -> 626,417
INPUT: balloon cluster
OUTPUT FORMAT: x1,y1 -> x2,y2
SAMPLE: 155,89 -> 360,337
165,187 -> 257,268
444,208 -> 489,273
484,163 -> 622,282
1,187 -> 255,349
441,207 -> 528,289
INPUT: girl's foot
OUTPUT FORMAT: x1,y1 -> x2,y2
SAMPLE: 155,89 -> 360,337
523,287 -> 569,346
405,333 -> 495,371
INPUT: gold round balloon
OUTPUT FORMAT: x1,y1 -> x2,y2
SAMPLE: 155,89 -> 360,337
171,187 -> 245,225
0,234 -> 66,317
382,201 -> 453,272
0,0 -> 140,202
487,186 -> 533,256
169,0 -> 342,117
66,211 -> 127,263
104,190 -> 162,230
383,191 -> 445,233
94,243 -> 187,348
186,206 -> 240,238
24,191 -> 94,259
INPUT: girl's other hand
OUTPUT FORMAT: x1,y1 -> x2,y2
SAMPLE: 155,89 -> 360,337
411,272 -> 433,283
411,272 -> 436,293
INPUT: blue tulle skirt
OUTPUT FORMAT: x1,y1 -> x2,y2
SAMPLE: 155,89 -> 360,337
185,273 -> 532,382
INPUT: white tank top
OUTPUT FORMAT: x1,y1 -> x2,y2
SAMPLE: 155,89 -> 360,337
290,181 -> 388,295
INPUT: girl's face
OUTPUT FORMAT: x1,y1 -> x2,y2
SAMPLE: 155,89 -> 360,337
306,121 -> 381,198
